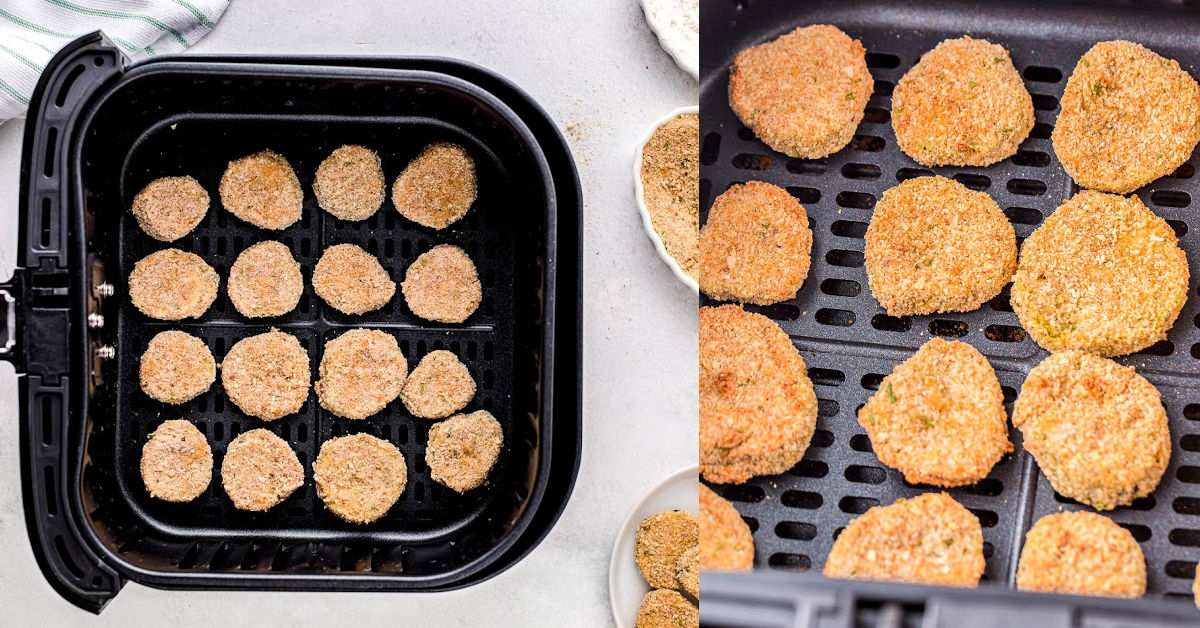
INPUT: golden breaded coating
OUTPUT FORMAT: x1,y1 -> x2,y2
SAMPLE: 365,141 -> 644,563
1194,563 -> 1200,608
315,329 -> 407,420
823,492 -> 984,587
728,24 -> 872,159
314,144 -> 385,221
700,305 -> 817,484
401,244 -> 482,323
312,243 -> 396,315
1053,40 -> 1200,194
131,175 -> 210,242
140,419 -> 212,502
1011,191 -> 1188,357
1013,350 -> 1169,511
128,248 -> 219,320
400,350 -> 476,419
699,483 -> 753,572
221,329 -> 311,421
676,546 -> 700,598
635,589 -> 698,628
635,510 -> 700,590
220,429 -> 304,511
139,330 -> 215,404
425,410 -> 503,493
219,150 -> 303,230
892,37 -> 1034,167
392,142 -> 477,229
227,241 -> 304,318
858,338 -> 1012,487
1016,511 -> 1145,597
864,176 -> 1016,316
699,181 -> 812,305
314,433 -> 407,524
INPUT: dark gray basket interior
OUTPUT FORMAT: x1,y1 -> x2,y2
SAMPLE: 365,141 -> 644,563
700,0 -> 1200,601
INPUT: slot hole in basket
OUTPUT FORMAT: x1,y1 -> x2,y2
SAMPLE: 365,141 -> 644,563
1137,340 -> 1173,356
732,153 -> 771,170
866,52 -> 900,68
817,399 -> 839,417
1004,207 -> 1042,225
841,163 -> 881,180
965,478 -> 1004,496
743,517 -> 759,533
774,521 -> 818,543
40,198 -> 51,247
1174,497 -> 1200,515
699,132 -> 721,165
952,173 -> 990,191
849,434 -> 874,453
826,249 -> 864,267
896,167 -> 933,182
1165,560 -> 1197,579
873,80 -> 893,96
1119,523 -> 1151,542
850,135 -> 885,152
1169,528 -> 1200,547
1182,434 -> 1200,452
787,186 -> 821,204
807,368 -> 846,386
845,465 -> 886,484
1031,94 -> 1059,110
830,220 -> 868,239
863,107 -> 890,124
1184,404 -> 1200,421
1001,386 -> 1017,404
781,490 -> 823,509
722,485 -> 764,504
1168,220 -> 1188,237
838,496 -> 879,514
1030,122 -> 1053,139
1007,178 -> 1046,196
747,302 -> 801,321
767,553 -> 811,572
1022,66 -> 1063,83
929,319 -> 968,338
835,191 -> 875,209
699,179 -> 711,212
811,429 -> 834,447
1179,467 -> 1200,484
970,509 -> 998,528
1151,190 -> 1191,208
1011,150 -> 1051,168
787,159 -> 826,175
821,278 -> 861,297
985,324 -> 1026,343
790,460 -> 829,478
871,313 -> 911,333
816,308 -> 854,326
860,374 -> 884,391
1170,163 -> 1196,179
43,127 -> 58,177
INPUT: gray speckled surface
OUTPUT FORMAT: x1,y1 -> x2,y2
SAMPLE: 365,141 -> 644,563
0,1 -> 697,624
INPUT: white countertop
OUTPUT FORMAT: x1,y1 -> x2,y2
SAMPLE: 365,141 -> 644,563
0,1 -> 698,625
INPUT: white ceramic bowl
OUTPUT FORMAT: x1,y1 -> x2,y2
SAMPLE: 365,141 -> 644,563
608,465 -> 700,628
637,0 -> 699,80
634,105 -> 700,294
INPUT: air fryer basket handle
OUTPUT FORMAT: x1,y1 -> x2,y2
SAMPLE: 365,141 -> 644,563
18,32 -> 126,613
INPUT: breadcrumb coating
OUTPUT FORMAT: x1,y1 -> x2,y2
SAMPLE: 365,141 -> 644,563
221,329 -> 311,421
1016,511 -> 1145,597
699,483 -> 753,572
392,142 -> 477,229
219,150 -> 304,230
227,240 -> 304,318
314,144 -> 385,221
635,510 -> 700,590
314,433 -> 407,524
131,175 -> 209,241
140,419 -> 212,503
140,330 -> 216,404
220,428 -> 304,512
128,248 -> 219,320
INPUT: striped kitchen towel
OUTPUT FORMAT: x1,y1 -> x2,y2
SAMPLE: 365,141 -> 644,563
0,0 -> 230,121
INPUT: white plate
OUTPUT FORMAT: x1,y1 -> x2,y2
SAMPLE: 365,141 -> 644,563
634,105 -> 700,294
638,0 -> 699,80
608,465 -> 700,628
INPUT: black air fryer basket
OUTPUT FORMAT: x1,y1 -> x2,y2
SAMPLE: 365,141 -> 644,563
2,33 -> 581,613
701,1 -> 1200,626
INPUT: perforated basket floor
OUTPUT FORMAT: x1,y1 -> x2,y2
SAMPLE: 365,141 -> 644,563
700,0 -> 1200,601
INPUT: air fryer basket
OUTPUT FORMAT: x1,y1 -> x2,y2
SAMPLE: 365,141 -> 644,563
700,0 -> 1200,625
8,33 -> 581,613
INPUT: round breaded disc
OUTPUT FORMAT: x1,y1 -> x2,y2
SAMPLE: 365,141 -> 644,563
892,37 -> 1034,167
128,248 -> 219,320
219,150 -> 304,229
221,329 -> 311,421
1013,350 -> 1170,511
140,419 -> 212,502
220,428 -> 304,511
699,181 -> 812,305
728,24 -> 872,159
635,510 -> 700,590
426,410 -> 503,493
312,243 -> 396,315
315,328 -> 407,420
699,483 -> 754,572
823,492 -> 985,586
228,240 -> 304,318
392,142 -> 477,229
864,176 -> 1016,316
400,350 -> 476,419
635,590 -> 698,628
1011,191 -> 1188,357
401,244 -> 482,323
858,338 -> 1012,487
1016,511 -> 1146,597
676,546 -> 700,598
314,433 -> 407,524
1053,40 -> 1200,194
131,175 -> 210,242
140,330 -> 216,404
314,144 -> 386,221
700,305 -> 817,484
